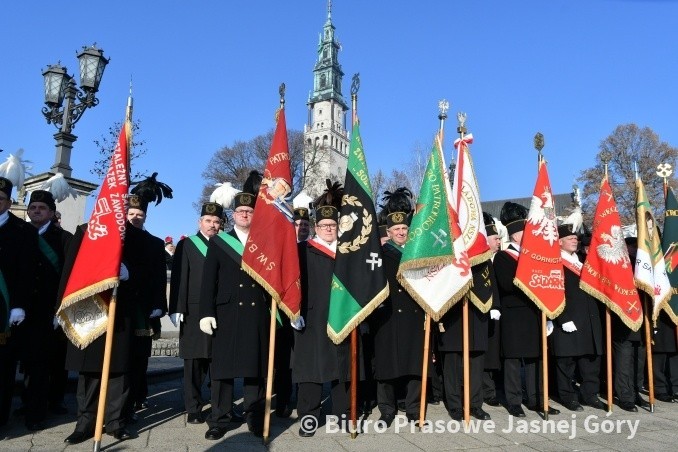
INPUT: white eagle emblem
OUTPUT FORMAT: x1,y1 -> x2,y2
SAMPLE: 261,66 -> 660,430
527,188 -> 558,245
596,225 -> 631,268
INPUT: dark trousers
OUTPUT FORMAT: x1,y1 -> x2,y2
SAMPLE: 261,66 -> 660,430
483,370 -> 498,400
555,355 -> 601,403
429,355 -> 444,402
377,376 -> 421,417
23,358 -> 49,424
274,367 -> 292,412
612,340 -> 645,403
75,372 -> 129,433
443,351 -> 485,410
653,352 -> 678,395
183,358 -> 210,414
0,343 -> 17,427
48,329 -> 68,406
296,381 -> 348,423
207,378 -> 264,428
504,357 -> 541,407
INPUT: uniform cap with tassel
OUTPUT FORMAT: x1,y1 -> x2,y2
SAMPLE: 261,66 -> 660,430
314,179 -> 343,221
483,211 -> 498,237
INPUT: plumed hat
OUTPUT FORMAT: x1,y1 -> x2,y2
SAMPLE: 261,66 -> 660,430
130,172 -> 173,207
500,201 -> 529,236
314,179 -> 343,222
380,187 -> 413,228
294,207 -> 310,222
483,211 -> 498,236
234,170 -> 262,209
201,202 -> 224,218
127,194 -> 148,213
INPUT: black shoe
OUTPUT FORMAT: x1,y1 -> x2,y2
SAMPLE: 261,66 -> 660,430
205,426 -> 229,440
26,421 -> 46,431
275,406 -> 292,418
48,403 -> 68,415
378,413 -> 395,428
428,398 -> 441,405
448,408 -> 463,421
484,397 -> 501,407
298,426 -> 315,438
397,401 -> 406,412
527,405 -> 560,415
635,395 -> 650,408
406,413 -> 421,426
187,412 -> 204,424
656,393 -> 675,403
507,405 -> 526,417
64,430 -> 92,444
230,408 -> 244,423
246,414 -> 263,437
581,398 -> 606,410
619,401 -> 638,412
110,427 -> 134,441
470,407 -> 491,420
561,400 -> 584,412
126,412 -> 139,424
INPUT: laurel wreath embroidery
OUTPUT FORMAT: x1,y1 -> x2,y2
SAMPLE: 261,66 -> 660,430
338,195 -> 372,253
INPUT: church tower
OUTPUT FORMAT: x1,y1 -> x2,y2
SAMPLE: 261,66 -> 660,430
303,0 -> 350,198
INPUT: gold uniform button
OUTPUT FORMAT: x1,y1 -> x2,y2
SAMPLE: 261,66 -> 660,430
398,309 -> 402,313
251,284 -> 255,288
239,302 -> 243,306
251,302 -> 255,306
398,289 -> 402,293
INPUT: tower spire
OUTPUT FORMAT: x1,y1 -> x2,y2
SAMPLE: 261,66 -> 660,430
327,0 -> 332,20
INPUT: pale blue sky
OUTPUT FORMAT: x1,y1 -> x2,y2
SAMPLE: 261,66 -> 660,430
1,0 -> 677,240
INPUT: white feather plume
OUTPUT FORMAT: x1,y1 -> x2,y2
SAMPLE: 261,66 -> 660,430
493,216 -> 510,249
39,173 -> 77,202
293,191 -> 313,210
210,182 -> 240,208
561,206 -> 583,233
0,148 -> 32,189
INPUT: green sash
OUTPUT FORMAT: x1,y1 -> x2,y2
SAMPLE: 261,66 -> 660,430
38,235 -> 61,273
214,231 -> 282,327
188,234 -> 208,257
0,269 -> 10,334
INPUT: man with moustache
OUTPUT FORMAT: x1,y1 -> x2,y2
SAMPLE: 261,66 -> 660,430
199,171 -> 271,440
169,201 -> 223,424
20,190 -> 72,430
293,207 -> 311,242
0,177 -> 38,429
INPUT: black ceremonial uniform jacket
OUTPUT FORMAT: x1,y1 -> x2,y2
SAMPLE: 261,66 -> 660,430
493,244 -> 542,359
371,241 -> 425,380
0,212 -> 39,343
292,240 -> 351,384
63,222 -> 147,373
551,259 -> 603,357
169,233 -> 212,359
199,229 -> 270,379
653,310 -> 678,354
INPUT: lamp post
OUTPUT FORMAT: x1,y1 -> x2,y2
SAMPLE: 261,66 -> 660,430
42,45 -> 109,177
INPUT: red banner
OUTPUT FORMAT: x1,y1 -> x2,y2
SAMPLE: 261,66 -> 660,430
514,159 -> 565,318
242,108 -> 301,319
580,177 -> 642,331
57,118 -> 130,348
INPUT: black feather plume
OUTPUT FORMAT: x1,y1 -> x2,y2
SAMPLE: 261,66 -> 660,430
242,170 -> 263,195
314,179 -> 344,209
130,172 -> 173,206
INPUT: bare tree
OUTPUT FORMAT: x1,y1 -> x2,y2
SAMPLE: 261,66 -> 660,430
91,119 -> 148,181
370,169 -> 386,204
577,123 -> 678,227
197,129 -> 305,211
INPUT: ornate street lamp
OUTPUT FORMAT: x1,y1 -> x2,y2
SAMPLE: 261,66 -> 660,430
42,45 -> 109,177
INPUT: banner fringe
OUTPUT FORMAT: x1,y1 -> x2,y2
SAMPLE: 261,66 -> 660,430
327,285 -> 389,345
513,278 -> 565,320
579,281 -> 643,332
242,262 -> 300,321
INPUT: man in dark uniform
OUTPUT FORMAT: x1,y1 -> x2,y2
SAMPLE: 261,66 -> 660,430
551,221 -> 604,411
371,188 -> 424,426
292,181 -> 350,438
293,207 -> 311,242
169,201 -> 223,424
62,209 -> 151,443
482,212 -> 502,408
652,309 -> 678,402
0,177 -> 39,428
20,190 -> 72,429
494,202 -> 560,417
199,173 -> 271,440
122,194 -> 167,422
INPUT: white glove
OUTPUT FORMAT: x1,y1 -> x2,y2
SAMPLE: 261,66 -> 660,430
149,309 -> 163,319
561,321 -> 577,333
9,308 -> 25,326
546,320 -> 554,337
169,313 -> 183,327
53,316 -> 60,330
199,317 -> 217,335
290,316 -> 305,331
119,263 -> 129,281
490,309 -> 501,321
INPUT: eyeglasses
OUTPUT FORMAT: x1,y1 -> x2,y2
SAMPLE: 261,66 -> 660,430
234,210 -> 253,216
316,223 -> 337,231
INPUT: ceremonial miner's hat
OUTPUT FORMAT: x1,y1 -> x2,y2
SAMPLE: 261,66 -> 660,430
130,172 -> 173,208
314,179 -> 343,222
381,187 -> 414,228
128,194 -> 149,213
294,207 -> 310,222
557,206 -> 583,238
201,202 -> 224,218
483,211 -> 498,236
29,190 -> 56,211
500,201 -> 529,236
0,177 -> 12,198
164,236 -> 173,244
234,170 -> 262,209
